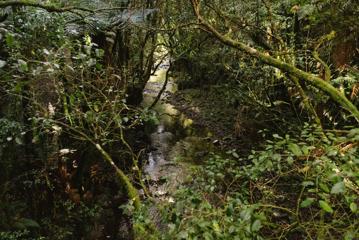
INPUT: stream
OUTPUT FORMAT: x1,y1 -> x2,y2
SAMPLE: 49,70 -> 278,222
141,62 -> 212,201
142,63 -> 185,198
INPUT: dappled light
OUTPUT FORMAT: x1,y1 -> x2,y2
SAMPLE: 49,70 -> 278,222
0,0 -> 358,239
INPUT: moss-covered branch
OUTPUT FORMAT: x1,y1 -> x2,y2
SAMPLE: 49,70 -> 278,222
313,51 -> 331,82
189,0 -> 359,123
50,119 -> 141,210
95,143 -> 141,209
290,75 -> 325,135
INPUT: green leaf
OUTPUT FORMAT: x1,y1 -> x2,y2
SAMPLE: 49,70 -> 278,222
17,59 -> 28,72
331,181 -> 345,194
348,128 -> 359,138
18,218 -> 40,228
288,143 -> 302,156
298,4 -> 316,19
94,104 -> 99,112
273,134 -> 282,139
301,146 -> 309,155
319,183 -> 330,193
198,221 -> 209,229
251,219 -> 262,232
344,231 -> 355,240
203,232 -> 214,240
0,60 -> 6,68
272,153 -> 281,161
15,137 -> 23,145
319,200 -> 333,213
5,33 -> 15,47
14,82 -> 23,93
95,49 -> 105,58
302,181 -> 314,187
350,202 -> 357,213
212,221 -> 221,233
178,230 -> 189,239
240,208 -> 252,221
13,222 -> 26,229
300,198 -> 315,208
228,225 -> 236,234
327,148 -> 338,156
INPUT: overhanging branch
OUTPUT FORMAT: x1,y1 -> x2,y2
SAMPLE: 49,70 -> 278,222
189,0 -> 359,123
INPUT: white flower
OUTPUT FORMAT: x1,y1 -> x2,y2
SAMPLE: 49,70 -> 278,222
59,149 -> 76,156
43,49 -> 50,55
51,125 -> 62,134
48,102 -> 55,117
167,197 -> 175,203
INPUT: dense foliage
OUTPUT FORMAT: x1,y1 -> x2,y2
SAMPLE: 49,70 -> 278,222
0,0 -> 161,238
0,0 -> 358,239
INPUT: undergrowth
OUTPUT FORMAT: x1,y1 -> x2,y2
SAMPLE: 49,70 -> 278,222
133,124 -> 359,239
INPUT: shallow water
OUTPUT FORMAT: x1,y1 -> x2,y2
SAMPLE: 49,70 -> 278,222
141,62 -> 213,202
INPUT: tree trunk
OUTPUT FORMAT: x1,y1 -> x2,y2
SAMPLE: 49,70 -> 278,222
189,0 -> 359,123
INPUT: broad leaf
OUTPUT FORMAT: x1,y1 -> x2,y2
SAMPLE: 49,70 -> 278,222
319,200 -> 333,214
300,198 -> 315,208
251,219 -> 262,232
331,181 -> 345,194
18,218 -> 40,228
288,143 -> 302,156
350,202 -> 357,213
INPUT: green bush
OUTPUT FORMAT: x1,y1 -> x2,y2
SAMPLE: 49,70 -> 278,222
135,123 -> 359,239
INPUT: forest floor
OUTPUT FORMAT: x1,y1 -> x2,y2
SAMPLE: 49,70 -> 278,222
166,86 -> 260,153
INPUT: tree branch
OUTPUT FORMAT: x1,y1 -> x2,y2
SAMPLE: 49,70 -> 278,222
49,119 -> 141,210
312,31 -> 335,82
149,60 -> 172,109
189,0 -> 359,123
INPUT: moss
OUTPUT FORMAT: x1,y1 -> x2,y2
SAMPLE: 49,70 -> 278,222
95,144 -> 141,210
193,11 -> 359,123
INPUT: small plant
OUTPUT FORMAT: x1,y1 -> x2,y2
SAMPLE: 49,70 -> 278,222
240,124 -> 359,239
0,118 -> 23,146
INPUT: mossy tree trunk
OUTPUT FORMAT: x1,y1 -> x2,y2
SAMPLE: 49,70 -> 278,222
189,0 -> 359,123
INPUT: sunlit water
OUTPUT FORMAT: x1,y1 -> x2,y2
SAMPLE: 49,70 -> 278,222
141,63 -> 185,198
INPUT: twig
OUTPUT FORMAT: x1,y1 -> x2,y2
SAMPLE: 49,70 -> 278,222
149,60 -> 172,109
312,31 -> 335,82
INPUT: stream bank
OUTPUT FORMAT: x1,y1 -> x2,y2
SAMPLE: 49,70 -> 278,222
137,62 -> 266,239
139,58 -> 266,201
141,64 -> 214,201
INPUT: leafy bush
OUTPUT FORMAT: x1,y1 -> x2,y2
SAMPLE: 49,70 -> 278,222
244,124 -> 359,238
135,123 -> 358,239
0,230 -> 44,240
